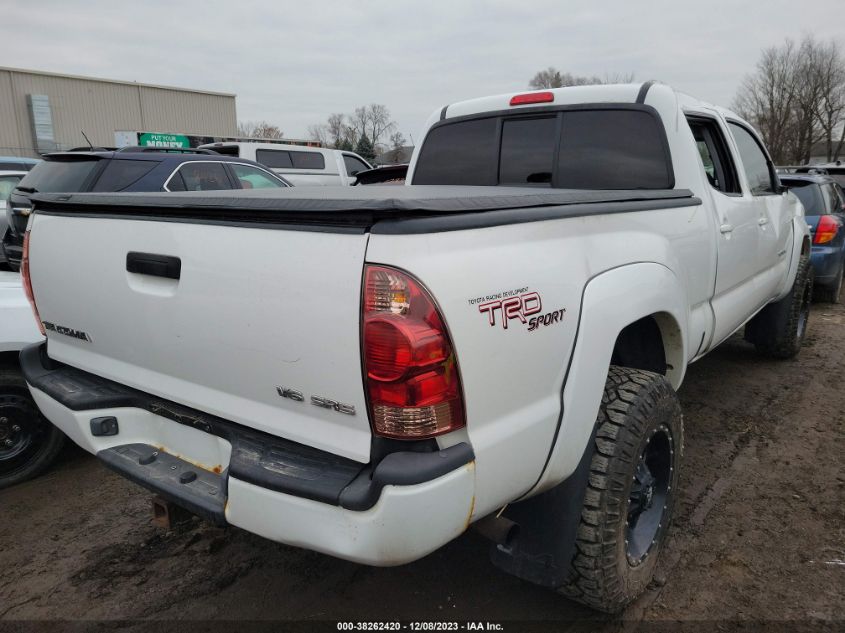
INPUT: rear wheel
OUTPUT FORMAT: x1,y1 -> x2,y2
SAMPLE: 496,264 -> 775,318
813,261 -> 843,304
0,367 -> 64,490
557,366 -> 683,613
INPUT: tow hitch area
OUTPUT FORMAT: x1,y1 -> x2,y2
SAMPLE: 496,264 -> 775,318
151,495 -> 194,529
97,443 -> 227,526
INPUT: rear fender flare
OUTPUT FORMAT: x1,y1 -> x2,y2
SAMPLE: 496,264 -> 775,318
530,262 -> 688,495
774,218 -> 811,301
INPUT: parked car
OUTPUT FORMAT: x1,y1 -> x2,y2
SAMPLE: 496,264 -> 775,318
19,83 -> 810,613
780,173 -> 845,302
197,141 -> 372,186
0,270 -> 63,489
2,147 -> 291,271
0,156 -> 39,171
0,170 -> 27,269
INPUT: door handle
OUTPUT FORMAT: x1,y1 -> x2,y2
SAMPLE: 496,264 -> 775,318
758,217 -> 769,226
126,252 -> 181,280
720,223 -> 734,234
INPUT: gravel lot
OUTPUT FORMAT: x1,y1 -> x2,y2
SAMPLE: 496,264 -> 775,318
1,303 -> 843,631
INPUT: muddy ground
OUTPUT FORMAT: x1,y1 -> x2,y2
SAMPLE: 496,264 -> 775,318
1,304 -> 843,632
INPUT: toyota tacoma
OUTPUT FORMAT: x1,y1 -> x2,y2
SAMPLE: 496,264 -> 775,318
18,82 -> 811,611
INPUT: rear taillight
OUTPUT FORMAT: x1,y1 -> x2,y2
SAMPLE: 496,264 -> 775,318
814,215 -> 840,244
362,265 -> 464,439
21,231 -> 45,335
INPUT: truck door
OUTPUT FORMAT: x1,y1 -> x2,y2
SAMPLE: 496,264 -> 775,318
727,121 -> 791,300
687,115 -> 762,346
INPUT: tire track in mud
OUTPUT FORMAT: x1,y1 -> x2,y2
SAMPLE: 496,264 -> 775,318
632,302 -> 845,624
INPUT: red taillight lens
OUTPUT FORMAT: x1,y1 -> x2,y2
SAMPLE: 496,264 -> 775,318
21,231 -> 45,336
510,91 -> 554,106
814,215 -> 840,244
362,265 -> 464,439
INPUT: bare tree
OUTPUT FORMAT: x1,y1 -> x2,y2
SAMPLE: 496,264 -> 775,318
310,105 -> 397,151
307,123 -> 329,146
385,131 -> 407,164
326,113 -> 350,148
528,67 -> 633,89
734,36 -> 845,164
349,107 -> 368,146
237,120 -> 284,139
529,67 -> 565,89
603,72 -> 636,84
365,104 -> 396,148
811,40 -> 845,161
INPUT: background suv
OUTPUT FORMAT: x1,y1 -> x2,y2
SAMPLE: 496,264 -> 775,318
781,173 -> 845,302
2,147 -> 291,270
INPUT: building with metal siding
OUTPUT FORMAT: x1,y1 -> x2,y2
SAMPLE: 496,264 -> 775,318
0,67 -> 237,158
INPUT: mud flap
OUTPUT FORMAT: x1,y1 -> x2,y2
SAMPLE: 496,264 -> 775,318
490,425 -> 596,588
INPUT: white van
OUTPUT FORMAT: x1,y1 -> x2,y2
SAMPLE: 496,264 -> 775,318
197,142 -> 372,186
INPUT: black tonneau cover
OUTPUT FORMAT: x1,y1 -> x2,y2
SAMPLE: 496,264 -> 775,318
30,186 -> 700,234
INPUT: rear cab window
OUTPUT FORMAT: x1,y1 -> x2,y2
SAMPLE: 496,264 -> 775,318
414,118 -> 498,185
499,116 -> 557,186
413,108 -> 673,189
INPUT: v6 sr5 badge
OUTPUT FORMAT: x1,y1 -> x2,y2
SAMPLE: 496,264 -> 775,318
468,288 -> 565,332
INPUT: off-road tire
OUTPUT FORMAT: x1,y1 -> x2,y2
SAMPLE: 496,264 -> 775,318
813,261 -> 843,304
557,366 -> 683,613
745,254 -> 812,359
0,367 -> 65,490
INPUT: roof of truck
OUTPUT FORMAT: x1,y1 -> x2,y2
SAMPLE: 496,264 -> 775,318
437,82 -> 745,125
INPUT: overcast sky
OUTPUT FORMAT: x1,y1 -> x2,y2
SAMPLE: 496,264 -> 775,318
2,0 -> 843,144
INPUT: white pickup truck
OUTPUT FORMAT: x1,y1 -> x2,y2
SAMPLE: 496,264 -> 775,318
197,141 -> 373,186
19,83 -> 811,612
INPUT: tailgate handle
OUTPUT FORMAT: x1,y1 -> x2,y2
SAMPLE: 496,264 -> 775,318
126,252 -> 181,280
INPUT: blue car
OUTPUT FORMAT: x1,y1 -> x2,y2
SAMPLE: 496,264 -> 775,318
2,147 -> 291,271
780,174 -> 845,303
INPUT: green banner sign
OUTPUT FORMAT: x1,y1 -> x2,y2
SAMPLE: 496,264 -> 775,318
138,132 -> 190,148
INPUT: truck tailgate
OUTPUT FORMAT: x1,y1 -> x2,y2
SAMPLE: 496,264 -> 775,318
27,213 -> 372,462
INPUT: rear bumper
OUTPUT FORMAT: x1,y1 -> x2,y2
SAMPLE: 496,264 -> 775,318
22,343 -> 476,565
810,246 -> 843,285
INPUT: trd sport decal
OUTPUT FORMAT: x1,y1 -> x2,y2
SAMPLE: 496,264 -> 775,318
468,288 -> 565,332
